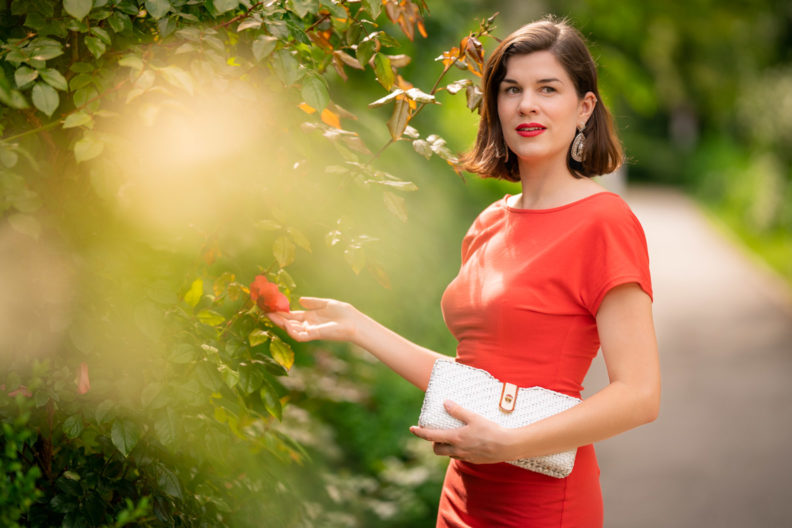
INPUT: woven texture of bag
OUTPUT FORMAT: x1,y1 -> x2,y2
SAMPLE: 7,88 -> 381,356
418,359 -> 582,478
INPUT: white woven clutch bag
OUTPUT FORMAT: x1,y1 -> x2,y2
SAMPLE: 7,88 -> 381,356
418,359 -> 582,478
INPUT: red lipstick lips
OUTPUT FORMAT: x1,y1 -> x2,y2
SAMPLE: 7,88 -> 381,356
516,122 -> 546,137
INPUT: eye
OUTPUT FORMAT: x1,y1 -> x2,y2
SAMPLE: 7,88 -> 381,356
503,85 -> 520,94
540,86 -> 556,94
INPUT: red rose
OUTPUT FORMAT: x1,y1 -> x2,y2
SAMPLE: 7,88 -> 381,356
250,275 -> 290,313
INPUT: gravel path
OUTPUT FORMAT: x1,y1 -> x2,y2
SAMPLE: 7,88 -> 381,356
583,184 -> 792,527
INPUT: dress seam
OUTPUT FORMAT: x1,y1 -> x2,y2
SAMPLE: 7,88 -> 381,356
559,472 -> 568,528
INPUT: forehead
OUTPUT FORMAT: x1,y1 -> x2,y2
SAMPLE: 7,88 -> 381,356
501,50 -> 570,83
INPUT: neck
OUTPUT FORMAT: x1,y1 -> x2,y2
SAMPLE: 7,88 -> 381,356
514,155 -> 577,209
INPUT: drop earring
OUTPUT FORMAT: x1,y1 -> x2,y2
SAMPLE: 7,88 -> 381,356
571,125 -> 585,162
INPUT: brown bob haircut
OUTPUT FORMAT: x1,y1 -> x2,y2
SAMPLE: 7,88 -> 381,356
460,16 -> 623,181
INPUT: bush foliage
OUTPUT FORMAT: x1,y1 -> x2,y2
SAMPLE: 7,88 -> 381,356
0,0 -> 496,525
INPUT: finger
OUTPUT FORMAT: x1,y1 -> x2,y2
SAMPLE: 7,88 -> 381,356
298,297 -> 330,309
266,313 -> 285,328
409,426 -> 455,444
273,310 -> 307,322
285,320 -> 339,342
444,400 -> 476,424
433,442 -> 452,456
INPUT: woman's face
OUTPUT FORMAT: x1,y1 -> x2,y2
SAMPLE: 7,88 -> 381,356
496,51 -> 596,168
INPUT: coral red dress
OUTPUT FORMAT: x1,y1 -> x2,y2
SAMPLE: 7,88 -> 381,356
437,191 -> 653,528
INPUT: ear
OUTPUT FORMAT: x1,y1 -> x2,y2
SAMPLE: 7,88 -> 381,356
577,91 -> 597,127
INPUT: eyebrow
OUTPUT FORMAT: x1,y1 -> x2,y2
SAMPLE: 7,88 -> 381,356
502,77 -> 563,84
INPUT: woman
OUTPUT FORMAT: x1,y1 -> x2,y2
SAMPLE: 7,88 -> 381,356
268,16 -> 660,528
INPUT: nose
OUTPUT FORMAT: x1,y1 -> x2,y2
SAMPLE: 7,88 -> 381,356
518,91 -> 538,116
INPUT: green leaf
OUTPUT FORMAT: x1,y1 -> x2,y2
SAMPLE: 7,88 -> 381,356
118,54 -> 144,70
145,0 -> 170,19
63,415 -> 83,439
111,420 -> 140,457
286,227 -> 311,252
63,111 -> 93,129
275,268 -> 296,290
260,383 -> 282,420
0,148 -> 18,168
94,400 -> 114,424
273,235 -> 296,268
140,383 -> 161,407
383,191 -> 408,222
356,38 -> 376,68
69,73 -> 93,91
183,279 -> 203,307
63,0 -> 93,20
319,0 -> 346,18
373,53 -> 394,91
90,26 -> 111,45
158,65 -> 193,95
197,309 -> 225,326
73,132 -> 104,162
363,0 -> 381,18
108,11 -> 132,33
386,98 -> 410,140
219,365 -> 239,389
214,405 -> 227,423
40,68 -> 68,91
248,329 -> 269,347
269,335 -> 294,370
14,66 -> 39,88
289,0 -> 319,18
70,62 -> 94,73
272,49 -> 301,86
30,42 -> 64,61
213,0 -> 238,14
252,35 -> 277,62
168,343 -> 195,364
73,86 -> 99,109
366,179 -> 418,191
238,363 -> 264,394
154,463 -> 182,499
237,18 -> 262,31
84,36 -> 106,59
0,85 -> 29,109
154,409 -> 177,445
195,363 -> 222,391
32,82 -> 59,117
301,73 -> 328,111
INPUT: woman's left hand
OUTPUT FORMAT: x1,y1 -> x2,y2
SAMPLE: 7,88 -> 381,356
409,401 -> 515,464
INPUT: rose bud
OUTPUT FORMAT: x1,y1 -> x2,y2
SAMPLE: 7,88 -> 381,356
77,362 -> 91,395
249,275 -> 290,313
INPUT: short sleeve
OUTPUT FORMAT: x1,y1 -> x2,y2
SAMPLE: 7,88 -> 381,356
580,205 -> 653,316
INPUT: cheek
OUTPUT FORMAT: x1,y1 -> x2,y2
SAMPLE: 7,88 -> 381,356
496,97 -> 508,123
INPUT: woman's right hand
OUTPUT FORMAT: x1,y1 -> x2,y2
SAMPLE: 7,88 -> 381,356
266,297 -> 359,343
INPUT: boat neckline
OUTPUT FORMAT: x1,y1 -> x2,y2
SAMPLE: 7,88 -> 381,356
502,191 -> 618,213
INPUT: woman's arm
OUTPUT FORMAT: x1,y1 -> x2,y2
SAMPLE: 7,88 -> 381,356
267,297 -> 447,390
409,282 -> 660,463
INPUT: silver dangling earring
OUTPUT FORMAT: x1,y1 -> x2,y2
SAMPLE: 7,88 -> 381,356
571,125 -> 585,162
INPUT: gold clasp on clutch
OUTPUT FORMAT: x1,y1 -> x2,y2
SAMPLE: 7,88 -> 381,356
499,382 -> 518,413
